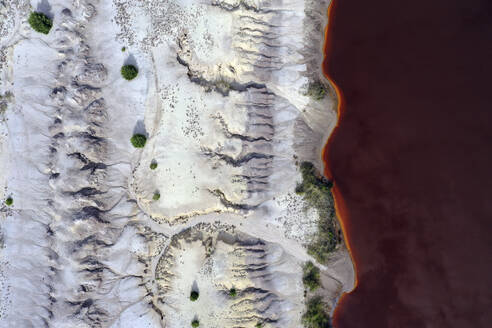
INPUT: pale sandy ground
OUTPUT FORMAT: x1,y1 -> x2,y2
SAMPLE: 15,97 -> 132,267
0,0 -> 354,327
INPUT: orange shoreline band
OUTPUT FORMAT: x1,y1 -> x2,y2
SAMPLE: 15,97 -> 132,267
321,0 -> 359,320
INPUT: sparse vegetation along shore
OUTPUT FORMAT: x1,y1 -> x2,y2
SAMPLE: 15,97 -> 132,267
28,12 -> 52,34
302,296 -> 331,328
296,161 -> 338,263
304,81 -> 327,100
303,261 -> 321,291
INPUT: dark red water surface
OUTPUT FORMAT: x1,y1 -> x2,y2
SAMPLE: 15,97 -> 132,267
322,0 -> 492,327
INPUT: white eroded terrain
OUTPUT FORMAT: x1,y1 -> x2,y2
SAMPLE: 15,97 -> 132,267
0,0 -> 354,327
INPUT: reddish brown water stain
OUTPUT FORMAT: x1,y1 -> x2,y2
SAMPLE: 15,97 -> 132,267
322,0 -> 492,327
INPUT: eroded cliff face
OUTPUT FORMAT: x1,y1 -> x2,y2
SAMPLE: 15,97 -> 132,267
155,224 -> 305,327
0,0 -> 353,327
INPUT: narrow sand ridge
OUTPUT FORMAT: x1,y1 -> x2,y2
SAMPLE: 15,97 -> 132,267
0,0 -> 354,327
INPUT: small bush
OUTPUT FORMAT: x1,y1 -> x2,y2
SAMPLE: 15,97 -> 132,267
215,79 -> 231,94
28,12 -> 52,34
153,192 -> 160,201
302,296 -> 331,328
256,323 -> 263,328
190,291 -> 199,301
229,288 -> 237,297
121,46 -> 126,52
191,319 -> 200,328
150,162 -> 158,170
303,261 -> 321,291
5,197 -> 13,206
130,134 -> 147,148
121,65 -> 138,80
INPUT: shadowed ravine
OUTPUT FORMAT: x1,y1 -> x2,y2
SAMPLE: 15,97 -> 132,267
323,0 -> 492,327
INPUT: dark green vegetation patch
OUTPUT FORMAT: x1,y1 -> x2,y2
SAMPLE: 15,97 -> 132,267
130,134 -> 147,148
302,296 -> 332,328
121,64 -> 138,80
191,319 -> 200,327
229,288 -> 237,297
190,290 -> 199,301
5,197 -> 13,206
304,81 -> 327,101
150,162 -> 158,170
153,192 -> 160,201
296,162 -> 338,263
28,12 -> 53,34
302,261 -> 321,291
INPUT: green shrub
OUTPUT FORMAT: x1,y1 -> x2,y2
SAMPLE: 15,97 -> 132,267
153,192 -> 160,201
190,291 -> 199,301
215,79 -> 231,93
303,261 -> 321,291
121,65 -> 138,80
191,319 -> 200,327
296,162 -> 338,263
5,197 -> 13,206
304,81 -> 327,101
121,46 -> 126,52
150,162 -> 158,170
229,288 -> 237,297
256,323 -> 263,328
130,134 -> 146,148
28,12 -> 52,34
302,297 -> 331,328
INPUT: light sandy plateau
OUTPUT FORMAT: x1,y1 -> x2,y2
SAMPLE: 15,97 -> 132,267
0,0 -> 354,327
